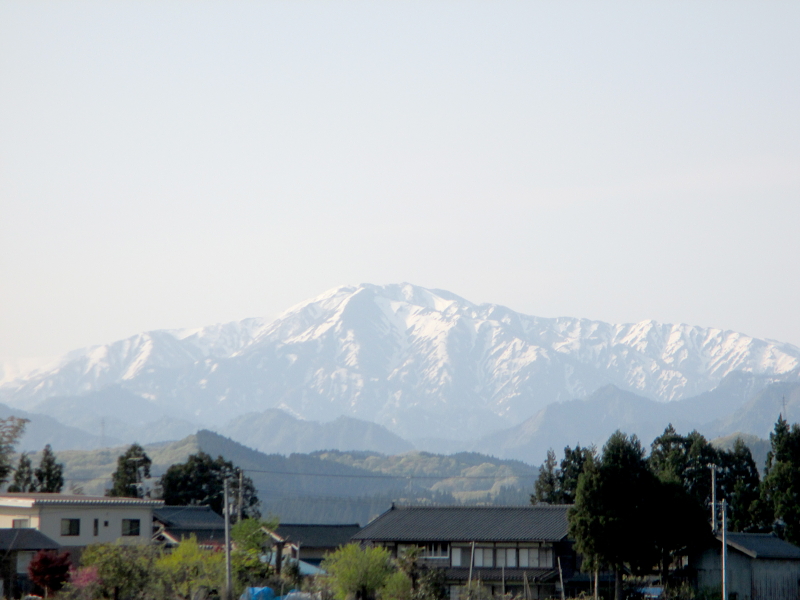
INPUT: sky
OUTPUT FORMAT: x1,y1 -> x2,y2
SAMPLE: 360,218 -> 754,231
1,1 -> 799,362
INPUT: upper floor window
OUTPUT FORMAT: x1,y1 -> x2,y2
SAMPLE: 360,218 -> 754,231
425,543 -> 449,559
473,548 -> 493,568
61,518 -> 80,536
122,519 -> 140,537
519,546 -> 553,568
451,547 -> 463,567
12,519 -> 30,529
496,548 -> 517,568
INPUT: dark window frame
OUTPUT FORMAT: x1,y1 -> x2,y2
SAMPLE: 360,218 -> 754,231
121,518 -> 140,537
60,518 -> 80,536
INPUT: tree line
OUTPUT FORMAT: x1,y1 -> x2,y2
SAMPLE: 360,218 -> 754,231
532,418 -> 800,600
106,443 -> 260,517
0,417 -> 259,519
0,417 -> 66,493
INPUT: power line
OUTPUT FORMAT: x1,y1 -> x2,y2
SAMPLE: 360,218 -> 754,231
64,469 -> 529,483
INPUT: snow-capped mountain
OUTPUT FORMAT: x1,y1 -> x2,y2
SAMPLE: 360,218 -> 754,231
2,283 -> 799,440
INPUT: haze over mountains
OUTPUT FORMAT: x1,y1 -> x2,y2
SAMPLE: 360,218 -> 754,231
1,283 -> 799,464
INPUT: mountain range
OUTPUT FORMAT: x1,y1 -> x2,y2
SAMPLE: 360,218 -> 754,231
1,283 -> 799,464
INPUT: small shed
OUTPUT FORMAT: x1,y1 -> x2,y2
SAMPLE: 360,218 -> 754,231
691,532 -> 800,600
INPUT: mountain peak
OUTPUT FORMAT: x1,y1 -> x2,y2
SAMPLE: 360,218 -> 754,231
2,283 -> 799,441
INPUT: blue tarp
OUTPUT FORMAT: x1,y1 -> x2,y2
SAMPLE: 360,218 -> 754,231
240,587 -> 276,600
240,588 -> 315,600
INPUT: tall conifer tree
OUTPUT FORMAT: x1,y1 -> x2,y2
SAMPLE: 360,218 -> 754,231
35,445 -> 64,493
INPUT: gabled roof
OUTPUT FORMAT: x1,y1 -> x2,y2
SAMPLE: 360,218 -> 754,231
273,524 -> 362,548
153,506 -> 226,546
154,506 -> 225,530
0,528 -> 60,551
352,505 -> 570,543
723,533 -> 800,560
0,493 -> 163,508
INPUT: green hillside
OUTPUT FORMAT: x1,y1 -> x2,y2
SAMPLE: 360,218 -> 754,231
20,431 -> 537,524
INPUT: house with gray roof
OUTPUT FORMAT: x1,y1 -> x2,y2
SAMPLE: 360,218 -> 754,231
0,527 -> 60,598
352,505 -> 583,600
153,505 -> 226,548
691,532 -> 800,600
271,523 -> 361,566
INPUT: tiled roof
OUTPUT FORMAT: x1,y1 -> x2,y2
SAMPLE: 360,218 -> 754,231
154,506 -> 225,530
724,533 -> 800,560
274,524 -> 362,548
0,528 -> 60,551
0,493 -> 163,507
352,505 -> 570,543
154,506 -> 226,546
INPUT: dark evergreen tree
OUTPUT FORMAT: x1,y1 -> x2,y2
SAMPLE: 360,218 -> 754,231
649,425 -> 760,532
650,479 -> 710,585
532,445 -> 595,505
721,438 -> 761,532
758,416 -> 800,543
160,452 -> 259,518
8,452 -> 36,492
0,417 -> 28,485
569,431 -> 659,600
107,443 -> 151,498
34,445 -> 64,493
532,449 -> 559,504
559,444 -> 595,504
649,424 -> 691,484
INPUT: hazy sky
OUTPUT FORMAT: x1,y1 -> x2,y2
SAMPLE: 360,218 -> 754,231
1,1 -> 799,361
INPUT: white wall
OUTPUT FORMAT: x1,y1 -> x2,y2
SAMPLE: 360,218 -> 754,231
37,505 -> 153,546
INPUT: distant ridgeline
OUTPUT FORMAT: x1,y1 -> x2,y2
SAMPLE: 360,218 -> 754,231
44,430 -> 536,525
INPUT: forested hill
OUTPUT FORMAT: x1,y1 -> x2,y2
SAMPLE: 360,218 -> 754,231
37,430 -> 536,525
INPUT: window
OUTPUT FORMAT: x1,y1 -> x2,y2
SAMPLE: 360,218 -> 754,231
473,548 -> 493,568
495,548 -> 517,568
538,547 -> 553,568
425,543 -> 449,559
122,519 -> 140,536
93,519 -> 99,536
519,547 -> 539,568
451,547 -> 462,567
505,548 -> 517,568
519,548 -> 529,568
12,519 -> 30,529
16,551 -> 35,575
61,519 -> 80,536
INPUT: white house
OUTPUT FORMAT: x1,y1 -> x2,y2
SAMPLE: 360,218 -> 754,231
0,493 -> 163,550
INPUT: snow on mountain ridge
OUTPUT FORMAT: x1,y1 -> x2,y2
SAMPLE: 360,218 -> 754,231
1,283 -> 798,441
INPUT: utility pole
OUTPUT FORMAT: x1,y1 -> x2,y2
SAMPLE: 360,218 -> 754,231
721,499 -> 728,600
224,478 -> 232,600
468,541 -> 475,585
710,464 -> 717,532
237,468 -> 244,524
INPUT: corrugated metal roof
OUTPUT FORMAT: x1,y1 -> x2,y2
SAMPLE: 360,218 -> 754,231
723,533 -> 800,560
352,505 -> 570,543
0,528 -> 60,551
274,524 -> 362,548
